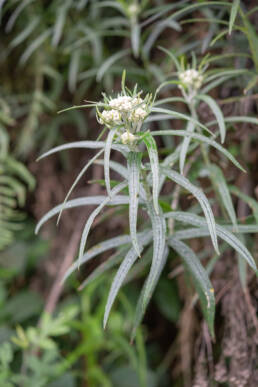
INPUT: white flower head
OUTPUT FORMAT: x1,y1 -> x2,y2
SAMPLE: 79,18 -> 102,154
179,69 -> 203,90
97,88 -> 151,133
121,132 -> 137,145
128,3 -> 139,17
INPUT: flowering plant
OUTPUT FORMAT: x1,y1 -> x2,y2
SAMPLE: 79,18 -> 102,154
36,69 -> 258,340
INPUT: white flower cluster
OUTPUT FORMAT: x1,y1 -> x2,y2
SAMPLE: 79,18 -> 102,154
179,69 -> 203,89
99,109 -> 121,126
98,94 -> 148,128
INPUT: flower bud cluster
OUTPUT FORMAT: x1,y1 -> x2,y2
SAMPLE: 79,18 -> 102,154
121,132 -> 136,145
179,69 -> 203,90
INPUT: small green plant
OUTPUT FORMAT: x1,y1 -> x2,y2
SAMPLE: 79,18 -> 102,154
37,68 -> 258,340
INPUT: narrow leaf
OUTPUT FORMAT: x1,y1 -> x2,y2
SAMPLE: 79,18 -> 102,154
196,94 -> 226,143
78,181 -> 127,267
104,129 -> 116,196
127,152 -> 142,257
168,238 -> 215,336
179,120 -> 195,174
164,211 -> 257,271
131,203 -> 166,340
162,167 -> 219,254
151,130 -> 245,172
208,164 -> 237,228
229,0 -> 240,35
63,235 -> 132,282
142,133 -> 159,214
57,149 -> 104,224
104,231 -> 152,328
36,195 -> 130,234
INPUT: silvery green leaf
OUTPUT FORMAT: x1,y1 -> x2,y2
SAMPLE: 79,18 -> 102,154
78,246 -> 129,290
179,120 -> 195,174
157,46 -> 181,72
151,130 -> 245,172
78,181 -> 127,267
36,195 -> 130,234
62,235 -> 132,282
151,107 -> 214,136
229,185 -> 258,224
131,23 -> 140,58
143,133 -> 159,214
164,212 -> 257,271
57,149 -> 104,225
105,128 -> 117,196
94,159 -> 147,200
127,152 -> 142,257
20,29 -> 52,65
196,94 -> 226,143
207,164 -> 237,228
9,17 -> 39,49
131,203 -> 167,340
103,230 -> 152,328
168,238 -> 215,336
37,141 -> 128,161
173,223 -> 258,240
162,167 -> 219,254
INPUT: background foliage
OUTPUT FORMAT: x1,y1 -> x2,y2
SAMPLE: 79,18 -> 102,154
0,0 -> 257,386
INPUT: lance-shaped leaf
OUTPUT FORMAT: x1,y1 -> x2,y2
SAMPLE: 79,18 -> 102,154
104,128 -> 117,196
179,120 -> 195,174
196,94 -> 226,143
37,141 -> 128,161
168,238 -> 215,336
131,203 -> 167,340
95,159 -> 147,200
78,181 -> 128,268
57,149 -> 104,224
161,167 -> 219,254
207,164 -> 237,228
63,235 -> 132,282
132,246 -> 168,342
36,195 -> 131,234
229,0 -> 240,34
78,246 -> 129,290
164,212 -> 257,271
142,133 -> 159,214
229,185 -> 258,224
103,230 -> 152,328
151,107 -> 214,136
151,130 -> 245,172
127,152 -> 142,257
173,223 -> 258,240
